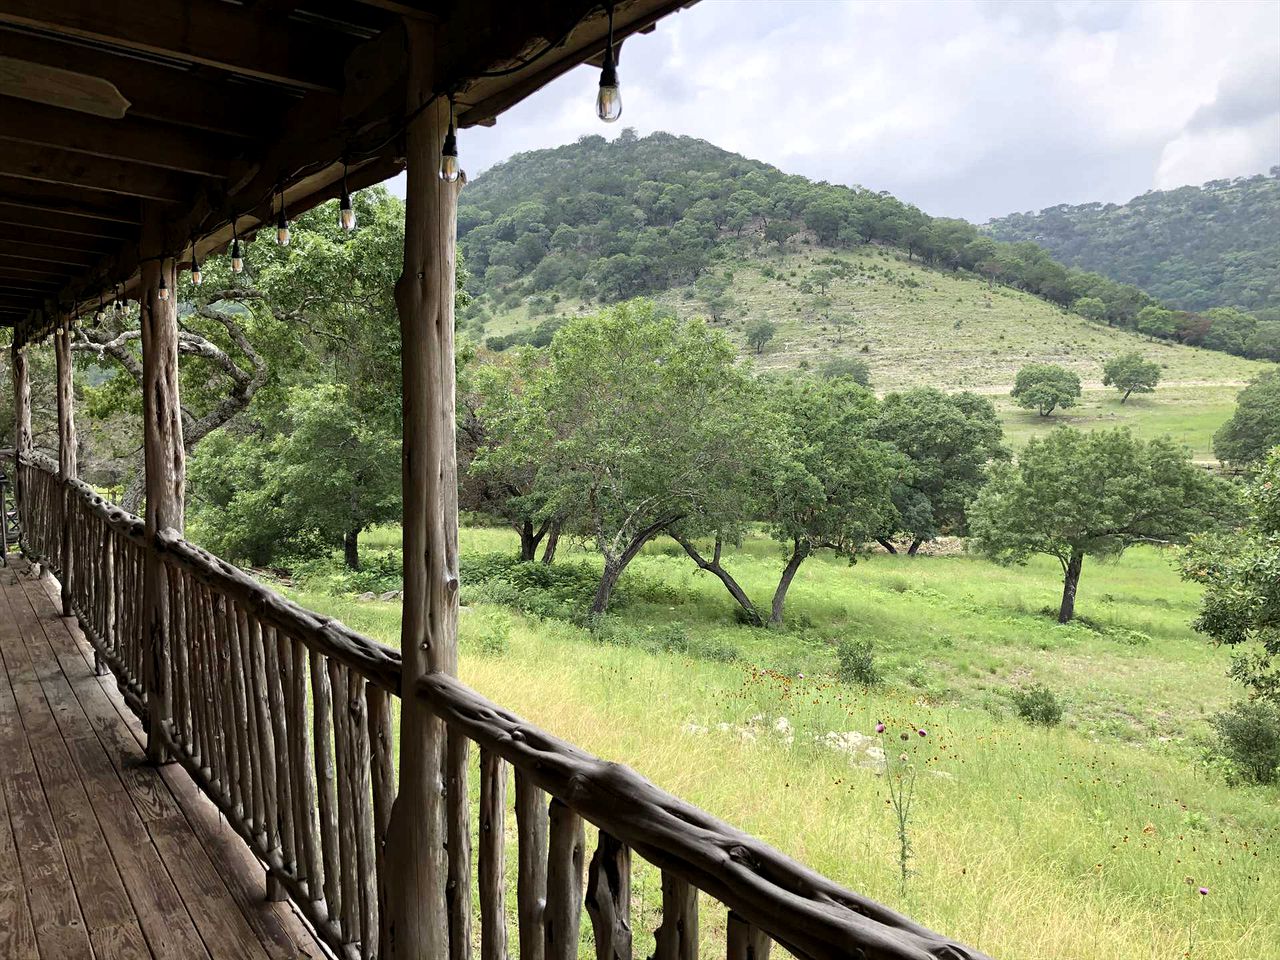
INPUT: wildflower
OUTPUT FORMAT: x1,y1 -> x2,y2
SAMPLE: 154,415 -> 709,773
875,722 -> 886,733
918,728 -> 928,737
899,752 -> 909,762
1198,887 -> 1209,896
900,732 -> 910,741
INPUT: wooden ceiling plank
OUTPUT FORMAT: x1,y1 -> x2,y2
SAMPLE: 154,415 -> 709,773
0,28 -> 280,137
0,141 -> 198,203
0,0 -> 354,91
0,96 -> 236,177
0,242 -> 97,267
0,222 -> 120,252
0,177 -> 142,224
0,202 -> 133,240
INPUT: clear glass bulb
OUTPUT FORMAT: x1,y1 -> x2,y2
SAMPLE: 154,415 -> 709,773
191,266 -> 202,286
596,81 -> 622,123
158,283 -> 169,302
231,239 -> 243,273
277,224 -> 290,246
440,153 -> 459,182
340,204 -> 356,231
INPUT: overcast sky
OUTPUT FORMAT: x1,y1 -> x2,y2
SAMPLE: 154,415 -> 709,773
389,0 -> 1280,223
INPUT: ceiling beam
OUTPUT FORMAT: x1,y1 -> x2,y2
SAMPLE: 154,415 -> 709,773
0,0 -> 355,91
0,202 -> 134,240
0,177 -> 142,224
0,241 -> 98,267
0,28 -> 283,137
0,96 -> 237,177
0,222 -> 120,252
0,263 -> 75,281
0,141 -> 199,203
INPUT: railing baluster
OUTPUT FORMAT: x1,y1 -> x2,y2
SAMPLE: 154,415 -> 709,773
346,669 -> 376,959
366,683 -> 395,960
545,798 -> 585,960
291,639 -> 323,901
586,832 -> 632,960
478,748 -> 507,960
329,659 -> 360,943
311,648 -> 342,920
515,770 -> 549,960
224,595 -> 252,819
726,913 -> 771,960
654,873 -> 697,960
447,728 -> 472,960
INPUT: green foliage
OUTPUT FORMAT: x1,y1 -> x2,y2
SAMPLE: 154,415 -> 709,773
1102,351 -> 1162,402
970,427 -> 1230,621
1010,364 -> 1082,416
817,356 -> 871,385
1183,449 -> 1280,701
1213,371 -> 1280,467
746,319 -> 778,354
1011,683 -> 1064,727
1210,700 -> 1280,785
988,171 -> 1280,315
869,388 -> 1008,543
835,638 -> 881,686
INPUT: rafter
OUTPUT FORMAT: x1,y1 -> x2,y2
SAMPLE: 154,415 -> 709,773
0,202 -> 134,241
0,177 -> 141,224
0,0 -> 357,90
0,141 -> 197,202
0,242 -> 98,267
0,97 -> 237,177
0,222 -> 121,252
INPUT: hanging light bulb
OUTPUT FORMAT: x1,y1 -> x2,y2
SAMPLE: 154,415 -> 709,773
94,295 -> 105,325
190,241 -> 203,286
231,236 -> 244,273
440,98 -> 460,182
114,285 -> 124,316
158,268 -> 170,302
276,191 -> 291,246
596,3 -> 622,123
339,163 -> 356,231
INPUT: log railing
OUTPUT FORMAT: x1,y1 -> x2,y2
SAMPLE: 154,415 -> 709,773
17,454 -> 989,960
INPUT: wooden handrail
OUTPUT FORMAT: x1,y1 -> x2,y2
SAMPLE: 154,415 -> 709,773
16,455 -> 992,960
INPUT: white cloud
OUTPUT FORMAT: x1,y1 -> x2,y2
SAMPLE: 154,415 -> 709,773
388,0 -> 1280,221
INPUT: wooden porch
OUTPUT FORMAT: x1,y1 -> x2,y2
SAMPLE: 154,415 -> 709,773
0,558 -> 325,960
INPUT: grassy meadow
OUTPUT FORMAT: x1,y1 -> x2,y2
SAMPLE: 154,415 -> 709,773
284,525 -> 1280,960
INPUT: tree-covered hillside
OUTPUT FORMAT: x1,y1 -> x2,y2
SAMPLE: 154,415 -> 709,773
457,132 -> 1278,364
987,170 -> 1280,315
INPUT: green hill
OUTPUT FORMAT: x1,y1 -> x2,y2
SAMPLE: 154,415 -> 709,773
457,132 -> 1273,459
987,170 -> 1280,315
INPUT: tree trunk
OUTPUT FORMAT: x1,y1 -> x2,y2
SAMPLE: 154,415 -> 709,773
540,521 -> 560,565
907,537 -> 923,556
769,540 -> 810,627
669,532 -> 762,626
1121,389 -> 1132,404
875,537 -> 898,555
344,529 -> 361,570
1058,550 -> 1083,623
517,519 -> 540,562
590,561 -> 622,619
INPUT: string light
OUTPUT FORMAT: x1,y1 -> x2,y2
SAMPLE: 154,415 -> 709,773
440,97 -> 460,182
158,267 -> 170,302
276,190 -> 291,246
114,284 -> 124,316
339,163 -> 356,231
94,295 -> 105,325
190,239 -> 203,286
596,2 -> 621,123
230,217 -> 244,273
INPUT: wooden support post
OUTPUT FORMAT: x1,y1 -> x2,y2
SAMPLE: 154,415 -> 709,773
139,208 -> 186,765
385,16 -> 461,960
11,340 -> 30,522
54,313 -> 77,616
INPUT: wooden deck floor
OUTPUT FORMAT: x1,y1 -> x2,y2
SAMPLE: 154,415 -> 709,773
0,559 -> 328,960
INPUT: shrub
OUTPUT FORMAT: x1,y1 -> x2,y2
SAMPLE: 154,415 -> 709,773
1011,683 -> 1064,726
836,638 -> 881,686
590,620 -> 740,663
469,609 -> 513,656
1211,700 -> 1280,785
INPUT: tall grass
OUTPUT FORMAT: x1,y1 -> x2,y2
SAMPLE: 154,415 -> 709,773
286,528 -> 1280,959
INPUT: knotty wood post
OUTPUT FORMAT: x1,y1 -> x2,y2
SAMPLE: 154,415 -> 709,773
140,208 -> 186,765
385,17 -> 460,960
11,340 -> 31,524
54,313 -> 77,616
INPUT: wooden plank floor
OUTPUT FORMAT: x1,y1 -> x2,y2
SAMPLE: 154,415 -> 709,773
0,559 -> 329,960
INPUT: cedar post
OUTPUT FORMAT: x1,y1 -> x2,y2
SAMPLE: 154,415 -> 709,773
54,312 -> 77,616
139,209 -> 186,765
12,340 -> 31,515
385,16 -> 459,959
